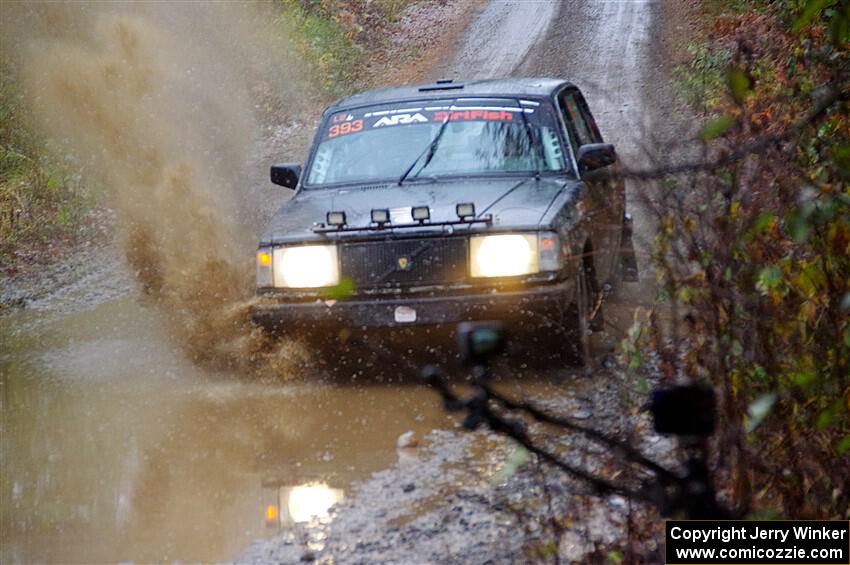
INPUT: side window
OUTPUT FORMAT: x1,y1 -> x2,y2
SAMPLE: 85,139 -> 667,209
557,90 -> 601,151
574,93 -> 603,144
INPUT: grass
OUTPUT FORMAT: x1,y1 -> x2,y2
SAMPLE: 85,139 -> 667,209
274,0 -> 415,96
673,43 -> 732,109
0,58 -> 91,267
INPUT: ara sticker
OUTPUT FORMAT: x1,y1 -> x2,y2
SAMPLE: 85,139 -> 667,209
372,113 -> 429,127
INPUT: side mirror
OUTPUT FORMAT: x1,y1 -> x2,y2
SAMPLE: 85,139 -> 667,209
576,143 -> 616,173
270,163 -> 302,189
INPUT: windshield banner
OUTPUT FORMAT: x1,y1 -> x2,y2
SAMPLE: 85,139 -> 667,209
324,99 -> 542,140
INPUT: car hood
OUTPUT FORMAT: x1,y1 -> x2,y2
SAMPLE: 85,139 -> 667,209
261,176 -> 576,245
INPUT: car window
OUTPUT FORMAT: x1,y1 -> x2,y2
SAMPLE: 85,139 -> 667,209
559,92 -> 594,151
574,92 -> 603,144
305,98 -> 569,187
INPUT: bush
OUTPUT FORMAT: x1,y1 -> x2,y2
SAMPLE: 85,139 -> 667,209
0,58 -> 90,266
623,0 -> 849,518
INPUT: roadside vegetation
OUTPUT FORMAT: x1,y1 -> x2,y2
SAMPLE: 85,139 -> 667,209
274,0 -> 415,96
0,58 -> 93,272
624,0 -> 849,519
0,1 -> 415,279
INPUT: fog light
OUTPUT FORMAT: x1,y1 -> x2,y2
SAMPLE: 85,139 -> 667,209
456,202 -> 475,219
412,206 -> 430,222
371,209 -> 390,224
327,211 -> 346,227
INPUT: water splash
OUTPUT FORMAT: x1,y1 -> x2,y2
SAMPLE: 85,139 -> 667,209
2,2 -> 312,374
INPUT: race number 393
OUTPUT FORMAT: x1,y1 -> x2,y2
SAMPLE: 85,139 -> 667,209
665,520 -> 850,565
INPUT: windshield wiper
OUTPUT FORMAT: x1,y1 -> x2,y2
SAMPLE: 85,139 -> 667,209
517,98 -> 542,180
398,115 -> 451,186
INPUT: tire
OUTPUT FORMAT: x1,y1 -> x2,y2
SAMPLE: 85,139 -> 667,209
544,243 -> 604,368
582,240 -> 605,332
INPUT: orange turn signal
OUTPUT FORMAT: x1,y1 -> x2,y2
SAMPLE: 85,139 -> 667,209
257,251 -> 272,266
265,504 -> 279,521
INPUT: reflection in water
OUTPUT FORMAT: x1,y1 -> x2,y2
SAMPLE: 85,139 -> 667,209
283,483 -> 345,524
0,298 -> 453,563
1,295 -> 585,563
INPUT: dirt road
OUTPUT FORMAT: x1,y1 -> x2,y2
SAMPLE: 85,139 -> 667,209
1,1 -> 678,563
241,1 -> 679,563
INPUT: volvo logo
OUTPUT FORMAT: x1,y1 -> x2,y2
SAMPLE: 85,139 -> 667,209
398,256 -> 412,270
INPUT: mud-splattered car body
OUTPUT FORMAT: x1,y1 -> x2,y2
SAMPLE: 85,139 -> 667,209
252,78 -> 626,360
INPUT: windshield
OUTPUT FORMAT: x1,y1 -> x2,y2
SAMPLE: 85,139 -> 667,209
306,98 -> 568,187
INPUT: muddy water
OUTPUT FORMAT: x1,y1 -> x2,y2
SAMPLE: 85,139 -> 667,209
0,301 -> 463,563
0,1 -> 660,562
1,299 -> 586,563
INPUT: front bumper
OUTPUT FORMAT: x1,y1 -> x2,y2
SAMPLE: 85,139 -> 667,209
251,281 -> 574,332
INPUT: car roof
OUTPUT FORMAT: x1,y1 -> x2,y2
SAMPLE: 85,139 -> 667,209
326,77 -> 574,114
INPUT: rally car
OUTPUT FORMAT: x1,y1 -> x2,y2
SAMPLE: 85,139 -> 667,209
251,78 -> 628,364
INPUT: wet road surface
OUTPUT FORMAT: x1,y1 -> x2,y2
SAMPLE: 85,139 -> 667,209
1,0 -> 668,562
1,299 -> 458,562
1,297 -> 587,562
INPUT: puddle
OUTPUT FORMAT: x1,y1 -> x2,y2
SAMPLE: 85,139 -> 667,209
0,297 -> 458,563
0,293 -> 597,563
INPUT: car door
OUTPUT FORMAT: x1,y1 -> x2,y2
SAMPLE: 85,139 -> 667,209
556,88 -> 624,285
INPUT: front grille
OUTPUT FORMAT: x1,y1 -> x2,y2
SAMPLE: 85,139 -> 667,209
340,237 -> 468,288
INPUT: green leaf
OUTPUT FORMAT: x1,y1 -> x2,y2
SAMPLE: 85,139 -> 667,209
831,6 -> 850,47
792,371 -> 817,386
786,207 -> 812,243
816,400 -> 842,429
46,173 -> 62,191
491,447 -> 530,484
323,276 -> 355,300
744,212 -> 775,240
608,550 -> 624,563
699,115 -> 736,140
792,0 -> 833,32
756,266 -> 783,294
745,392 -> 776,433
837,435 -> 850,455
833,144 -> 850,173
726,67 -> 752,103
746,508 -> 784,520
54,207 -> 71,226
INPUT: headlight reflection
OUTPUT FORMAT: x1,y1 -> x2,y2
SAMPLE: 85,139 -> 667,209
285,483 -> 344,523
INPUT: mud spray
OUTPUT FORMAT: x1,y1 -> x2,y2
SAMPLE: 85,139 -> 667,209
1,2 -> 313,375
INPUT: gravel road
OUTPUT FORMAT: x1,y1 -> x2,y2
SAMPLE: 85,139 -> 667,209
1,1 -> 691,563
237,1 -> 685,563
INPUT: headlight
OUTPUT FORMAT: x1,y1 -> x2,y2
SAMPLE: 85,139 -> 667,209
471,234 -> 538,277
272,244 -> 339,288
470,233 -> 562,278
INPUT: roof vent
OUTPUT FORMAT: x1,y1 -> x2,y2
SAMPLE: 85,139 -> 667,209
418,79 -> 464,92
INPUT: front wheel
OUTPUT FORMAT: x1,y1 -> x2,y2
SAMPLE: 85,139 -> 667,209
546,253 -> 603,367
